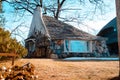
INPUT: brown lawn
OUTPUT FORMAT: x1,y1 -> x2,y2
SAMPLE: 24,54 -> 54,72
0,59 -> 119,80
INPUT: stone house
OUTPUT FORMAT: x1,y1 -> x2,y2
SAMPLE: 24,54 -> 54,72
25,6 -> 109,58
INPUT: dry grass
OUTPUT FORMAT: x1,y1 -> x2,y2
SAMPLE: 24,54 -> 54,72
0,59 -> 119,80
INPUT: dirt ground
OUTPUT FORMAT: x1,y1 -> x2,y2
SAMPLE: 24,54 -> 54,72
0,59 -> 119,80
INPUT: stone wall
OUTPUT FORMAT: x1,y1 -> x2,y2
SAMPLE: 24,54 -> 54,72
92,40 -> 110,57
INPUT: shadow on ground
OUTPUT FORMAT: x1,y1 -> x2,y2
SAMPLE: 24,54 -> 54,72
109,76 -> 120,80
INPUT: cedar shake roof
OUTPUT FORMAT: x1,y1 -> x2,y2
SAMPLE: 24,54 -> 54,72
42,15 -> 97,40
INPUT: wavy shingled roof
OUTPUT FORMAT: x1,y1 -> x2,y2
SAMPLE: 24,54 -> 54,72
43,16 -> 98,40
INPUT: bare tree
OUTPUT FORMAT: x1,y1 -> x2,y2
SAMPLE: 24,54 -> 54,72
0,0 -> 106,43
0,0 -> 105,20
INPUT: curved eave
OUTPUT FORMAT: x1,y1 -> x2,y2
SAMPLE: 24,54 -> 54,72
25,38 -> 36,42
98,17 -> 117,35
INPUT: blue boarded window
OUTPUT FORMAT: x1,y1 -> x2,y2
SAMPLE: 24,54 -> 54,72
64,40 -> 90,53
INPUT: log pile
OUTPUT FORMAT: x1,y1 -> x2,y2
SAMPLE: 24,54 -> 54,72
0,63 -> 38,80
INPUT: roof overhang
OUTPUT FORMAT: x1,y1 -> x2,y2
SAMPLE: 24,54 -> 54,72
92,36 -> 108,41
51,36 -> 108,41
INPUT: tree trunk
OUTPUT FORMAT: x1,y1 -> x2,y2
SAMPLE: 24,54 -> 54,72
40,0 -> 42,7
115,0 -> 120,76
55,0 -> 66,20
0,1 -> 2,13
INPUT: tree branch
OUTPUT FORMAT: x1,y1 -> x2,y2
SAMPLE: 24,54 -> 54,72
55,0 -> 66,19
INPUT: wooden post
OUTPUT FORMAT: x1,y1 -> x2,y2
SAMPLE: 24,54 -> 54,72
0,53 -> 17,65
12,57 -> 15,65
115,0 -> 120,76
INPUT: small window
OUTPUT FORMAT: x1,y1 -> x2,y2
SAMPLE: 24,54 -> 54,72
114,28 -> 116,31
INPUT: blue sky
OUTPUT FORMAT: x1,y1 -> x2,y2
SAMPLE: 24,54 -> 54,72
2,0 -> 116,43
69,0 -> 116,34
